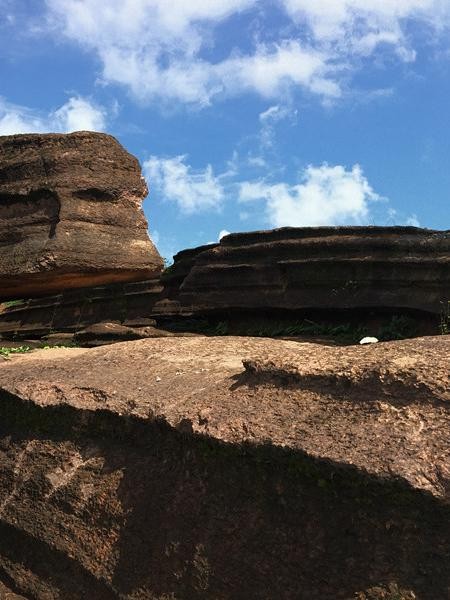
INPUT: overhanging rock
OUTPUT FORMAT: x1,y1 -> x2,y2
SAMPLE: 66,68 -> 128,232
0,131 -> 163,300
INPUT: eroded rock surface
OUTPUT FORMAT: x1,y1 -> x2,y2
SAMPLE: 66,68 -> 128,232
155,226 -> 449,317
0,582 -> 26,599
0,335 -> 449,599
0,131 -> 163,300
0,279 -> 164,340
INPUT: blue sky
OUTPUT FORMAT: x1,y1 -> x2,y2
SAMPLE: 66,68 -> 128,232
1,0 -> 449,260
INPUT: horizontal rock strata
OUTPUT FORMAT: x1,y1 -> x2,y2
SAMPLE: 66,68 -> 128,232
0,132 -> 163,300
0,335 -> 449,599
155,226 -> 450,317
0,279 -> 163,339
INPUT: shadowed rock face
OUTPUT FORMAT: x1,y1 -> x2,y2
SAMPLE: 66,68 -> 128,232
0,335 -> 449,599
1,227 -> 448,341
155,226 -> 450,317
0,131 -> 163,299
0,279 -> 164,340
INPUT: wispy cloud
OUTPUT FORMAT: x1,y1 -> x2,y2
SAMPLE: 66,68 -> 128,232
45,0 -> 339,106
143,155 -> 225,214
259,103 -> 298,149
280,0 -> 448,55
42,0 -> 450,108
0,95 -> 107,135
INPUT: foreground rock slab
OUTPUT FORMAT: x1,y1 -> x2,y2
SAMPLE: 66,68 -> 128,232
0,131 -> 163,300
0,336 -> 449,599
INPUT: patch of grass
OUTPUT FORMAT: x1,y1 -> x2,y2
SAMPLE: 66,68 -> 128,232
208,314 -> 420,343
0,299 -> 26,309
377,315 -> 417,341
210,318 -> 369,343
41,343 -> 79,349
160,264 -> 176,281
440,300 -> 449,335
0,345 -> 32,358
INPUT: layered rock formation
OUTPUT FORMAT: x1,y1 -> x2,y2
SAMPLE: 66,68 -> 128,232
0,279 -> 163,340
0,335 -> 449,599
1,225 -> 448,341
155,226 -> 450,317
0,131 -> 163,300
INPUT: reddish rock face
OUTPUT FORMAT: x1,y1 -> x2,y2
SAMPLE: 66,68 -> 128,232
0,336 -> 448,599
156,226 -> 450,317
0,131 -> 163,299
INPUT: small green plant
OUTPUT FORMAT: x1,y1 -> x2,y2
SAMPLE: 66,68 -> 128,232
440,300 -> 449,335
41,343 -> 79,349
377,315 -> 417,341
213,321 -> 229,335
0,345 -> 32,358
161,260 -> 175,280
0,299 -> 26,309
207,318 -> 368,342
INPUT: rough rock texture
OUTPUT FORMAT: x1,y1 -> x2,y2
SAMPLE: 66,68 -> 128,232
0,335 -> 449,599
1,226 -> 448,341
0,131 -> 163,300
154,226 -> 449,317
0,582 -> 26,599
73,321 -> 199,347
0,279 -> 163,340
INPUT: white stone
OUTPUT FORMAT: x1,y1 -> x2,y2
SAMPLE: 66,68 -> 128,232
359,337 -> 379,345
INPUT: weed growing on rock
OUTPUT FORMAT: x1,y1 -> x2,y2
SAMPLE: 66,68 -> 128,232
2,299 -> 26,308
0,345 -> 32,358
41,344 -> 79,350
440,301 -> 449,335
209,316 -> 418,343
377,315 -> 417,341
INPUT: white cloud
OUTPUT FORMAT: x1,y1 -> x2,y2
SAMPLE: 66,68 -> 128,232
239,163 -> 383,227
247,155 -> 267,168
0,96 -> 107,135
144,155 -> 225,213
42,0 -> 450,108
259,103 -> 298,148
51,96 -> 107,132
0,100 -> 47,135
280,0 -> 449,59
218,229 -> 230,240
216,41 -> 340,100
406,214 -> 420,226
259,105 -> 292,123
44,1 -> 341,106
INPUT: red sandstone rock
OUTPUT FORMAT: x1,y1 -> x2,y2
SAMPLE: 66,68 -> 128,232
0,131 -> 163,299
0,335 -> 449,599
155,226 -> 450,317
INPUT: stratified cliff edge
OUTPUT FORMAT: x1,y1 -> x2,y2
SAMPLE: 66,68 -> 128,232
2,226 -> 448,342
155,226 -> 450,317
0,335 -> 448,599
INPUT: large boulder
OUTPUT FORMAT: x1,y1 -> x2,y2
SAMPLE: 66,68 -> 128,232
0,131 -> 163,299
0,335 -> 449,599
155,226 -> 449,317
